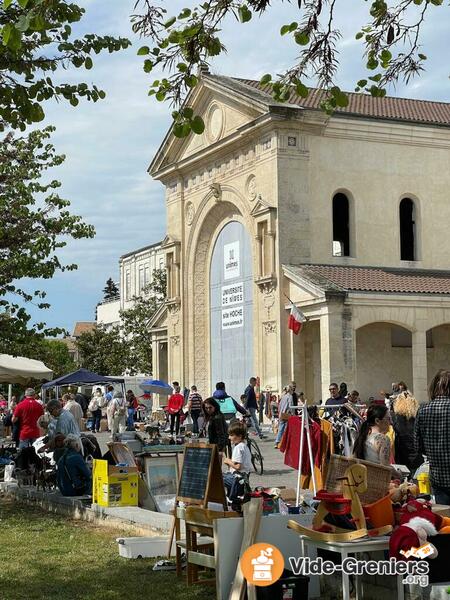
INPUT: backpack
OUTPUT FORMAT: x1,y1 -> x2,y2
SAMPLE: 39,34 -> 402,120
116,400 -> 126,416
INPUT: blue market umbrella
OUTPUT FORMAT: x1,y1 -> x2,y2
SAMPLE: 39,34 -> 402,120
139,379 -> 173,396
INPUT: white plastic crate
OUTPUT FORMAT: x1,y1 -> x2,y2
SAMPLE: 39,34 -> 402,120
116,536 -> 175,559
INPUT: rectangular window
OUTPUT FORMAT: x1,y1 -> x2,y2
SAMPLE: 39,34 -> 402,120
139,267 -> 145,291
144,266 -> 150,286
125,270 -> 131,301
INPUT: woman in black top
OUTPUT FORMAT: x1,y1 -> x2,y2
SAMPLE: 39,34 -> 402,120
203,397 -> 228,452
392,392 -> 422,473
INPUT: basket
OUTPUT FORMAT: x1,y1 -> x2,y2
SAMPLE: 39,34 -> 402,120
325,454 -> 391,505
363,494 -> 395,528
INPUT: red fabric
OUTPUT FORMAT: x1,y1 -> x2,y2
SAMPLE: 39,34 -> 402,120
167,393 -> 184,414
13,397 -> 44,440
132,398 -> 139,409
389,525 -> 420,561
279,416 -> 322,473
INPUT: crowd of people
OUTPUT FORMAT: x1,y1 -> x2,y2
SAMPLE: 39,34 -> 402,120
2,368 -> 450,509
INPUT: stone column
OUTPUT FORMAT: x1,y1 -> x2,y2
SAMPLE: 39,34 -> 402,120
320,302 -> 356,402
151,338 -> 160,409
412,329 -> 428,403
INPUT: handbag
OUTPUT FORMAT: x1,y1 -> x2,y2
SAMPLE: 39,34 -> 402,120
280,412 -> 291,422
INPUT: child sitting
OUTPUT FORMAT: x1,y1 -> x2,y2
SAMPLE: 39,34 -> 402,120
223,421 -> 252,506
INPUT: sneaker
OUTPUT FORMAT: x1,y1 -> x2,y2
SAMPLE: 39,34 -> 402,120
274,443 -> 279,449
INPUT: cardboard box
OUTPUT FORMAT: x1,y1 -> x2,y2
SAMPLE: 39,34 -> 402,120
93,458 -> 139,507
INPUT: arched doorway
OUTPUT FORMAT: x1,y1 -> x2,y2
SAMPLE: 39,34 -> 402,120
210,220 -> 254,400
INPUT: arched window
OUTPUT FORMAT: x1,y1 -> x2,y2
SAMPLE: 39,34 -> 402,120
399,198 -> 416,261
332,192 -> 350,257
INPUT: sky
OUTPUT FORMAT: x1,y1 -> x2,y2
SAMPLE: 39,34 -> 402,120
23,0 -> 449,333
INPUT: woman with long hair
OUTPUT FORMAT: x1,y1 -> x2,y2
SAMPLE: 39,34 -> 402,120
353,404 -> 391,465
203,397 -> 228,452
392,392 -> 421,473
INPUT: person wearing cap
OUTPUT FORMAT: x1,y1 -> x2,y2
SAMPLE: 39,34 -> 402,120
12,387 -> 44,449
111,391 -> 127,437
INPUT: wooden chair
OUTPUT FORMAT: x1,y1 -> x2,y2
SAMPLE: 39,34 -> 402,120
184,506 -> 240,586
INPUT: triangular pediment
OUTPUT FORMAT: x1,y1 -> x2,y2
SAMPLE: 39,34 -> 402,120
149,74 -> 269,177
250,197 -> 275,217
282,264 -> 327,304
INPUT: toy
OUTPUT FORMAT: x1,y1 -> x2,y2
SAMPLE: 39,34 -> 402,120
288,463 -> 392,542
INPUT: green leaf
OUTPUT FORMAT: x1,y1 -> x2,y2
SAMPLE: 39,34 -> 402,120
295,81 -> 309,98
366,57 -> 379,70
418,53 -> 427,60
380,49 -> 392,63
177,62 -> 188,72
335,92 -> 349,108
143,59 -> 153,73
18,0 -> 29,6
294,31 -> 310,46
137,46 -> 150,56
164,16 -> 176,28
355,32 -> 364,40
260,74 -> 272,85
7,26 -> 21,51
430,0 -> 443,5
238,6 -> 252,23
2,22 -> 12,44
16,14 -> 31,32
173,122 -> 191,138
84,57 -> 93,70
183,107 -> 194,119
70,97 -> 79,107
191,115 -> 205,134
185,74 -> 198,88
357,79 -> 367,87
155,90 -> 166,101
3,0 -> 13,8
280,24 -> 291,36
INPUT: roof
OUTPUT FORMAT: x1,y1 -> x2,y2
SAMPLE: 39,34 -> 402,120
120,240 -> 164,260
227,77 -> 450,128
72,322 -> 95,338
284,264 -> 450,295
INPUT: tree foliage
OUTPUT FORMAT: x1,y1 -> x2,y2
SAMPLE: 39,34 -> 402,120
28,338 -> 77,378
76,268 -> 167,376
0,0 -> 130,131
131,0 -> 443,134
103,277 -> 119,301
76,325 -> 129,376
0,126 -> 95,350
120,267 -> 167,374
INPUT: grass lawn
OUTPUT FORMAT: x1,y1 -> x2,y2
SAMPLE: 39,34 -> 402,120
0,499 -> 212,600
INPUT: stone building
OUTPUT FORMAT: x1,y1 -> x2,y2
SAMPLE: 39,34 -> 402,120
97,241 -> 165,330
148,71 -> 450,403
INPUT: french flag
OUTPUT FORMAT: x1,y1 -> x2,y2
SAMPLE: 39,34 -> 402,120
288,303 -> 306,335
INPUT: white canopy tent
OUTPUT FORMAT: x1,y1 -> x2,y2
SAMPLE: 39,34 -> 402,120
0,353 -> 53,385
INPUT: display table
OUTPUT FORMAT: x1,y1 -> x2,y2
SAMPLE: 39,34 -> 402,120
297,534 -> 404,600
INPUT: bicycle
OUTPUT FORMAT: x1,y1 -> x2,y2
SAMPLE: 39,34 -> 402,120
242,415 -> 264,475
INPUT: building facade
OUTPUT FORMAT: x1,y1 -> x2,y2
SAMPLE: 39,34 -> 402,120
148,72 -> 450,403
96,241 -> 165,329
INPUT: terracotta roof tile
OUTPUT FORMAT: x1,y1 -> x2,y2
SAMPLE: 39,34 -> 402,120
72,322 -> 96,337
233,78 -> 450,127
287,264 -> 450,295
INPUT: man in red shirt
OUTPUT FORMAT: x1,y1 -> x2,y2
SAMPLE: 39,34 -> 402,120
12,387 -> 44,449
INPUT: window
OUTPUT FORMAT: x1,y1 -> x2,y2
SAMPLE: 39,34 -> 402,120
144,265 -> 150,287
125,270 -> 131,300
139,267 -> 144,291
400,198 -> 416,261
332,192 -> 350,257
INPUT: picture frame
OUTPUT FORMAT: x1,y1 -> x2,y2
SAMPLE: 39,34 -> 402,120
144,455 -> 179,513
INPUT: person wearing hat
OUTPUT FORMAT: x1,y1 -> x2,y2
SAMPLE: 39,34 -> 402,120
111,391 -> 127,437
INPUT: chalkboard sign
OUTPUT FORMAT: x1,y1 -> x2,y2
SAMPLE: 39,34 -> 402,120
178,446 -> 212,500
177,443 -> 226,507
